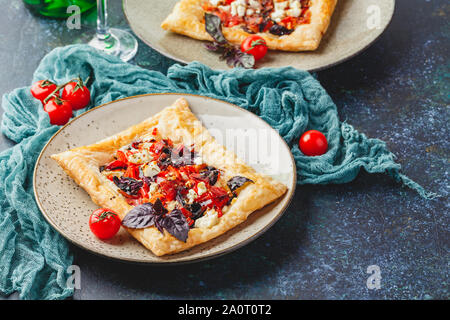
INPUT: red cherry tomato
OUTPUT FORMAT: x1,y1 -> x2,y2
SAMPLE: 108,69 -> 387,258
241,35 -> 268,61
299,130 -> 328,156
61,79 -> 90,110
89,208 -> 121,240
30,80 -> 57,103
43,97 -> 73,126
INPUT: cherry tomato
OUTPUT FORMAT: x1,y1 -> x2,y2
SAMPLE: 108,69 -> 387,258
61,79 -> 90,110
89,208 -> 121,240
30,80 -> 57,103
43,97 -> 73,126
241,35 -> 268,61
299,130 -> 328,156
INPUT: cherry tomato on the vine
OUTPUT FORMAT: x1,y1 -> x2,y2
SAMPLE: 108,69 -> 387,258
89,208 -> 121,240
299,130 -> 328,156
43,97 -> 73,126
30,80 -> 57,103
241,35 -> 268,61
61,78 -> 90,110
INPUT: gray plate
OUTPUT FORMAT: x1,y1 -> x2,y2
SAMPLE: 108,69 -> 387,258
34,94 -> 296,264
123,0 -> 395,71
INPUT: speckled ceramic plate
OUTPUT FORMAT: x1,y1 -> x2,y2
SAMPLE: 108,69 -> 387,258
123,0 -> 395,71
34,93 -> 296,264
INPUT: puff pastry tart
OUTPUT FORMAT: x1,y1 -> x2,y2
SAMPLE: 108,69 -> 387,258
161,0 -> 337,51
51,98 -> 287,256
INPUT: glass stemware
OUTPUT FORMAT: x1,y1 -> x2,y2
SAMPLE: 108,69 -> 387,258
88,0 -> 138,62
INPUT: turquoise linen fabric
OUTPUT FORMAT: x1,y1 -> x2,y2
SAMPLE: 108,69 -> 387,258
0,44 -> 434,299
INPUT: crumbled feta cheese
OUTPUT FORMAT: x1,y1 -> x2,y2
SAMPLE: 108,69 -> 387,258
186,189 -> 198,204
149,182 -> 159,194
166,201 -> 178,211
127,150 -> 152,164
231,0 -> 247,17
271,9 -> 285,22
194,209 -> 219,229
270,1 -> 289,22
209,0 -> 221,6
287,0 -> 301,17
274,1 -> 288,10
246,8 -> 254,16
142,161 -> 160,177
230,2 -> 237,15
287,7 -> 301,17
193,156 -> 203,165
237,4 -> 246,17
142,142 -> 153,150
218,5 -> 230,12
197,182 -> 207,196
249,0 -> 261,9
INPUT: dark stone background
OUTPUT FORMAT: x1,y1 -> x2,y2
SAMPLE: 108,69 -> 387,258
0,0 -> 448,299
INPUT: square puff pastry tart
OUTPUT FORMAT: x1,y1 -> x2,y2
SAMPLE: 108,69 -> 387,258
51,98 -> 287,256
161,0 -> 338,51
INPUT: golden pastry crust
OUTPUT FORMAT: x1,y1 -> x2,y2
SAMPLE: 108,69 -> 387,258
161,0 -> 337,51
51,98 -> 287,256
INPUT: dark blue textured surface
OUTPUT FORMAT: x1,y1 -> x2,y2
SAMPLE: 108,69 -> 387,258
0,0 -> 448,300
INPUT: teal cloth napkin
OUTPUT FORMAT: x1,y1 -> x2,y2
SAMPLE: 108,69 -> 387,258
0,44 -> 435,299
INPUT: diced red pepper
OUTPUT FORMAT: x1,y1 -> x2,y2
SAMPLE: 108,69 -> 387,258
149,140 -> 166,154
116,150 -> 128,163
118,189 -> 140,199
262,20 -> 273,32
280,16 -> 296,29
159,180 -> 177,202
124,164 -> 140,179
180,207 -> 192,218
103,160 -> 128,171
185,216 -> 194,227
225,15 -> 243,27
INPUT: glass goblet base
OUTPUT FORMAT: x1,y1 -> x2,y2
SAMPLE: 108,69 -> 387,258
88,28 -> 138,62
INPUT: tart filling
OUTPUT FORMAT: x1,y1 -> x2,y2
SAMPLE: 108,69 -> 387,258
99,129 -> 253,232
203,0 -> 312,36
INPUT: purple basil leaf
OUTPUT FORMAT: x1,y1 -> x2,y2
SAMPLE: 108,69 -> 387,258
122,203 -> 156,229
203,13 -> 255,69
269,24 -> 294,36
199,166 -> 219,185
228,51 -> 255,69
113,176 -> 143,195
204,13 -> 227,44
153,198 -> 168,216
187,202 -> 205,220
227,176 -> 254,192
176,187 -> 187,206
204,42 -> 222,52
142,175 -> 155,186
154,214 -> 165,235
160,209 -> 190,242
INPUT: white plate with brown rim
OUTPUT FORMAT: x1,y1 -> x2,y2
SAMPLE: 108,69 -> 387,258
123,0 -> 395,71
33,93 -> 296,264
